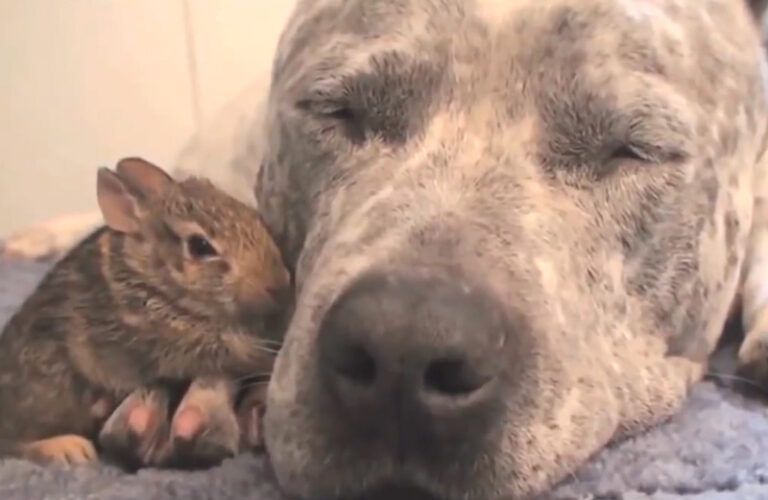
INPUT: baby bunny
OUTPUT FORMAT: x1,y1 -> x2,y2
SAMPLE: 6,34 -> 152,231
0,157 -> 290,466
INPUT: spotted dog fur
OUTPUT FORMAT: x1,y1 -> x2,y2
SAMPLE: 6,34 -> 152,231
247,1 -> 768,499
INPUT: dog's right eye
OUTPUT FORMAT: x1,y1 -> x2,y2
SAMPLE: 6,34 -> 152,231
297,98 -> 367,143
297,98 -> 355,121
322,105 -> 357,122
186,234 -> 218,259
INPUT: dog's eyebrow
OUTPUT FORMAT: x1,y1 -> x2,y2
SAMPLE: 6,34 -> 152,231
296,48 -> 428,99
621,90 -> 696,159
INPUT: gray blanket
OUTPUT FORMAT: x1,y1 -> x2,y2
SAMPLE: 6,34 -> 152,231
3,258 -> 768,500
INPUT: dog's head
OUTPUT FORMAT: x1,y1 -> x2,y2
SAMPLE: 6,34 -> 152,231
254,1 -> 768,498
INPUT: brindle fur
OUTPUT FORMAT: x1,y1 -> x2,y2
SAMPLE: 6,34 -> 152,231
0,158 -> 288,466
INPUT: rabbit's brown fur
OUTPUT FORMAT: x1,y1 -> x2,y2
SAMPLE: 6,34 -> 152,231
0,158 -> 289,464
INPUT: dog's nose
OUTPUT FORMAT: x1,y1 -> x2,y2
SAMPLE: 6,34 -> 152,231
317,268 -> 509,454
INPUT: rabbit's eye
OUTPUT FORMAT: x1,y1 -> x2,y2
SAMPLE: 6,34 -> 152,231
186,234 -> 218,259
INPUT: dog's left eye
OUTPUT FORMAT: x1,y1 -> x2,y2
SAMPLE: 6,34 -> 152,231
186,234 -> 218,259
608,143 -> 648,163
606,140 -> 684,167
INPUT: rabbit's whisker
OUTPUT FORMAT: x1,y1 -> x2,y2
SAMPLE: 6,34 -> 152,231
705,370 -> 765,392
252,344 -> 280,355
235,372 -> 274,382
259,339 -> 284,347
239,380 -> 271,390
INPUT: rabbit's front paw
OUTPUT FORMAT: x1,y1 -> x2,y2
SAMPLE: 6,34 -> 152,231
236,382 -> 267,450
98,378 -> 245,470
98,385 -> 172,470
167,376 -> 240,469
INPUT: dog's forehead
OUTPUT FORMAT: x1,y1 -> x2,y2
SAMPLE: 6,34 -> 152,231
469,0 -> 696,57
283,0 -> 761,117
282,0 -> 713,80
294,0 -> 681,34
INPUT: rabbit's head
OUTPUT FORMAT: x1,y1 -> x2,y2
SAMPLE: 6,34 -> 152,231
97,158 -> 291,327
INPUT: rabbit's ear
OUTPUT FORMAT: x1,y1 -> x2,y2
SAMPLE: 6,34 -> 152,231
97,167 -> 141,233
749,0 -> 768,21
115,157 -> 174,201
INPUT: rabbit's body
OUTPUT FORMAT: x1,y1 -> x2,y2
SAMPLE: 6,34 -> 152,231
0,159 -> 289,464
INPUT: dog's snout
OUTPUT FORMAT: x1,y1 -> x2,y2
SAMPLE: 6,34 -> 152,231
317,268 -> 508,450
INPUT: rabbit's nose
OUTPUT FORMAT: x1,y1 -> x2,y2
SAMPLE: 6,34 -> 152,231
265,284 -> 292,308
237,279 -> 293,320
237,290 -> 277,317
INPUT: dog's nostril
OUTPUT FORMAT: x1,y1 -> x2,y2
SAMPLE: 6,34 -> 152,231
424,358 -> 487,396
333,341 -> 377,385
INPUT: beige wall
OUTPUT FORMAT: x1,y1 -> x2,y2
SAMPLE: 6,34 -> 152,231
0,0 -> 295,237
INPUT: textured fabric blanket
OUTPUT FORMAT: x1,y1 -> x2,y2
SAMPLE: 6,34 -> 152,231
2,257 -> 768,500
